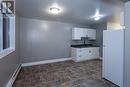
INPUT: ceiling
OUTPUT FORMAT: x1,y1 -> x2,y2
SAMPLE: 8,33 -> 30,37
16,0 -> 124,25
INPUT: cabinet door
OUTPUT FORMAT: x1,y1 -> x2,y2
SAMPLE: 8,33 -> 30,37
72,28 -> 84,40
76,48 -> 84,61
76,48 -> 89,61
83,29 -> 88,37
81,48 -> 99,60
72,28 -> 96,40
91,47 -> 99,58
84,29 -> 96,39
80,48 -> 91,60
76,48 -> 99,61
88,29 -> 96,39
71,48 -> 77,57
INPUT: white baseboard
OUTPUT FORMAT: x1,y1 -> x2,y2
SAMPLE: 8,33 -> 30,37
6,64 -> 22,87
22,57 -> 73,67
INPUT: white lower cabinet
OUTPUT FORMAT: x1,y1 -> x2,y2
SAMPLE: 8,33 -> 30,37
71,47 -> 99,62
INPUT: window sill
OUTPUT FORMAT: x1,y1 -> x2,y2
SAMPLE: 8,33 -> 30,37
0,48 -> 15,59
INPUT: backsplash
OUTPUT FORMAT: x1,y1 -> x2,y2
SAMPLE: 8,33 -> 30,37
71,40 -> 83,45
71,39 -> 97,45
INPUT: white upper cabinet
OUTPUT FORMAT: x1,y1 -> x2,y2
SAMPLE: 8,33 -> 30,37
84,29 -> 96,40
72,28 -> 96,40
72,28 -> 86,40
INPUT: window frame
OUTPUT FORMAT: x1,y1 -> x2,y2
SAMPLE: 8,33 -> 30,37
0,14 -> 15,59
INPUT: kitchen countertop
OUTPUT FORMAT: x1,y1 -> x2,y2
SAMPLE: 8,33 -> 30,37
71,44 -> 100,48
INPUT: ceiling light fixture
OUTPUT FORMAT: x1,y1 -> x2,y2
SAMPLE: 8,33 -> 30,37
91,9 -> 104,21
94,16 -> 100,21
49,7 -> 60,14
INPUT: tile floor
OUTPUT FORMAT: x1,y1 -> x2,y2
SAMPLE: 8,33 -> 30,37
13,59 -> 118,87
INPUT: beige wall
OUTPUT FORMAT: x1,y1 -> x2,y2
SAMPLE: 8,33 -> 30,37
19,17 -> 92,63
107,13 -> 124,30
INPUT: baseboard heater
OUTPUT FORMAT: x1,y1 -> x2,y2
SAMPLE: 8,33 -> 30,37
6,64 -> 22,87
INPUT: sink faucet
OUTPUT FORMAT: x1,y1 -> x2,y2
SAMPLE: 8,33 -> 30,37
81,37 -> 86,45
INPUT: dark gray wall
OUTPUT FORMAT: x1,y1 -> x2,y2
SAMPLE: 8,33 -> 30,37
20,18 -> 91,63
124,2 -> 130,87
0,16 -> 20,87
96,21 -> 107,57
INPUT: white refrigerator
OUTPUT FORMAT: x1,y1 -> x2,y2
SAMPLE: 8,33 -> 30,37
103,29 -> 124,87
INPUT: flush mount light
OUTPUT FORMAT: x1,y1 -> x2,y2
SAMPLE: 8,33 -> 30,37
94,16 -> 100,21
49,7 -> 61,14
48,3 -> 63,15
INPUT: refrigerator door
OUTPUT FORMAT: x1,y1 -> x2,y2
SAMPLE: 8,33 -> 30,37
103,29 -> 124,87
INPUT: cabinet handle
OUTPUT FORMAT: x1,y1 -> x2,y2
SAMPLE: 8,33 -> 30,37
79,50 -> 82,52
79,55 -> 82,57
89,50 -> 91,53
